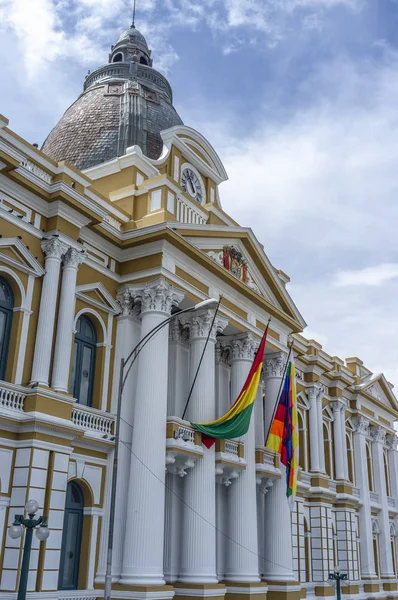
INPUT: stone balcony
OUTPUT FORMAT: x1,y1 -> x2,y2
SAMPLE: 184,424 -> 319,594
0,380 -> 115,440
255,446 -> 281,494
166,417 -> 204,477
215,438 -> 246,486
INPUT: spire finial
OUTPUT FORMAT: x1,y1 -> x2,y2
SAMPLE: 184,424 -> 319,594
132,0 -> 136,28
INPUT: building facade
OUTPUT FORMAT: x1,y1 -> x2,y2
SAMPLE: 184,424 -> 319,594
1,23 -> 398,600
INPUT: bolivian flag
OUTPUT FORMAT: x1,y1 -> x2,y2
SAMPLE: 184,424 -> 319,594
192,328 -> 268,448
266,356 -> 299,504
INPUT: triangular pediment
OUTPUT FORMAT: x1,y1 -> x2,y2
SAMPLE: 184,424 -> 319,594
178,228 -> 306,331
0,237 -> 44,277
356,374 -> 398,412
76,282 -> 120,314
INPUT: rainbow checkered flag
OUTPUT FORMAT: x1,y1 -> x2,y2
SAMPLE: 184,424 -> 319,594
266,355 -> 299,507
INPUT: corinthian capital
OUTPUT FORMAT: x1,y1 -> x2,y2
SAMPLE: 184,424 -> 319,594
183,310 -> 228,342
263,352 -> 287,379
136,278 -> 184,316
352,416 -> 370,436
231,333 -> 258,362
41,237 -> 67,260
386,434 -> 398,450
369,425 -> 386,445
63,247 -> 85,269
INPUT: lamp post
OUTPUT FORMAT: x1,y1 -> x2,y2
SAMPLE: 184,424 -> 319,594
329,565 -> 348,600
8,499 -> 50,600
104,297 -> 219,600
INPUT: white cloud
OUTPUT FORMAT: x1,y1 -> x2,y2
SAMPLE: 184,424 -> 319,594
334,264 -> 398,287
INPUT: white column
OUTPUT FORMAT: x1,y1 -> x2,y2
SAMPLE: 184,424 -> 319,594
331,400 -> 346,480
30,238 -> 66,386
256,489 -> 265,578
352,417 -> 377,578
51,247 -> 84,392
164,473 -> 183,582
110,289 -> 140,581
370,426 -> 395,578
263,353 -> 295,582
121,279 -> 183,586
307,387 -> 320,472
225,334 -> 260,583
215,341 -> 231,418
167,318 -> 190,417
254,378 -> 265,447
179,310 -> 227,583
316,388 -> 326,473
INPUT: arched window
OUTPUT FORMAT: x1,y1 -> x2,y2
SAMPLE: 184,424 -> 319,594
391,524 -> 397,576
323,422 -> 333,478
366,442 -> 374,492
0,277 -> 14,380
70,315 -> 97,406
112,52 -> 123,62
372,520 -> 380,577
140,56 -> 148,65
58,481 -> 84,590
298,411 -> 307,471
384,450 -> 391,496
346,432 -> 355,484
304,518 -> 311,582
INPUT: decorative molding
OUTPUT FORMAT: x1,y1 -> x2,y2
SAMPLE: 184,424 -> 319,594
386,434 -> 398,450
134,277 -> 184,316
63,246 -> 86,270
169,318 -> 189,345
263,352 -> 288,379
231,333 -> 258,362
352,416 -> 370,436
369,425 -> 386,445
183,310 -> 228,342
256,475 -> 275,495
41,237 -> 68,260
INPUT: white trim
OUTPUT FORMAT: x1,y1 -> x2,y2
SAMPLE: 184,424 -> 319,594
101,313 -> 113,412
0,237 -> 45,277
48,200 -> 91,229
76,282 -> 120,314
14,273 -> 34,384
83,144 -> 159,181
0,265 -> 26,306
73,308 -> 108,343
160,125 -> 228,185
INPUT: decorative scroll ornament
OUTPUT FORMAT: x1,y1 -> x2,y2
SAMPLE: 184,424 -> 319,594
223,246 -> 248,283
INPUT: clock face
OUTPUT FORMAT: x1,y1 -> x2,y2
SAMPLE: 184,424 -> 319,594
181,167 -> 203,203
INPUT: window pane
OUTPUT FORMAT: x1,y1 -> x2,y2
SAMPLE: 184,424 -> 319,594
61,511 -> 81,588
0,280 -> 11,305
78,345 -> 93,406
69,341 -> 78,395
0,311 -> 6,356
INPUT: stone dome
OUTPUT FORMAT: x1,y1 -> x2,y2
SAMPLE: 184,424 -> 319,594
41,26 -> 183,171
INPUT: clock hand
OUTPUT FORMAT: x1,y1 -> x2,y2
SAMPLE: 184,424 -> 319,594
187,173 -> 196,195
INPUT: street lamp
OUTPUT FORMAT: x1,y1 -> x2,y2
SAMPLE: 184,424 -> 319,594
329,565 -> 348,600
8,499 -> 50,600
104,297 -> 219,600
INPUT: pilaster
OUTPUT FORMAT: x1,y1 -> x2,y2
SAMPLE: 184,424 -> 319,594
51,247 -> 85,392
30,238 -> 67,387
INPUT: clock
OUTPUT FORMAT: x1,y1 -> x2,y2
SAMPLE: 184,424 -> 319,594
181,166 -> 204,204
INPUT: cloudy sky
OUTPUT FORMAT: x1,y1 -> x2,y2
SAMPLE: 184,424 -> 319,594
1,0 -> 398,387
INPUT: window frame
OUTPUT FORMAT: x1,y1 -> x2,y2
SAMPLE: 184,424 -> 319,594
70,315 -> 97,407
0,277 -> 14,381
58,481 -> 84,591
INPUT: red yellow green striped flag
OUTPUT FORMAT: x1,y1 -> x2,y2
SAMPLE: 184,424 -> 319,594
192,328 -> 268,448
266,356 -> 299,503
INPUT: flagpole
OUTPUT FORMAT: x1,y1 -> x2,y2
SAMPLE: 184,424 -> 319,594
264,340 -> 294,445
181,299 -> 221,421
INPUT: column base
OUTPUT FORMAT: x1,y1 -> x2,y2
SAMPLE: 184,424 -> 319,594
94,583 -> 174,599
174,582 -> 226,600
314,586 -> 335,597
225,581 -> 267,600
265,582 -> 302,600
